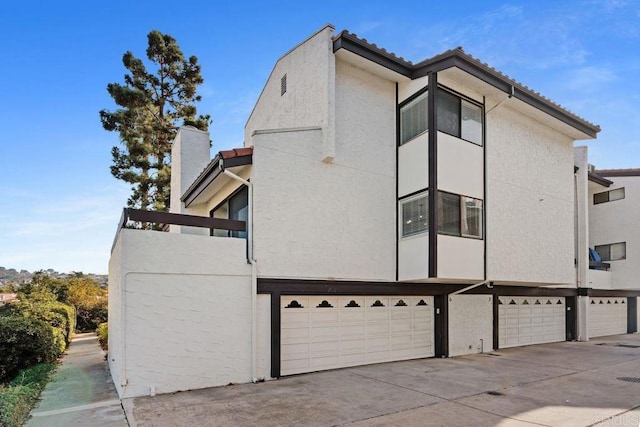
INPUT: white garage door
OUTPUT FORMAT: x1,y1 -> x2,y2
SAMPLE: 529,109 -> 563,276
281,296 -> 434,376
499,296 -> 565,349
588,298 -> 627,338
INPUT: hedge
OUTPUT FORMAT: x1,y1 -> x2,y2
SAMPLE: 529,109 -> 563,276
0,317 -> 61,383
0,363 -> 55,427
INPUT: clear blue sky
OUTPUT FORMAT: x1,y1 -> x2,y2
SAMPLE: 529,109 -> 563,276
1,0 -> 638,274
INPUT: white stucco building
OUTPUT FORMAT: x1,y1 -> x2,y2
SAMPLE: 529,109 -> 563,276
108,24 -> 639,398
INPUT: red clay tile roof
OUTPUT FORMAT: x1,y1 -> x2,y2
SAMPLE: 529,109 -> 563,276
219,147 -> 253,160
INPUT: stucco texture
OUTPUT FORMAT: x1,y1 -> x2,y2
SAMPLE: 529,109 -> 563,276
108,229 -> 258,398
486,106 -> 575,285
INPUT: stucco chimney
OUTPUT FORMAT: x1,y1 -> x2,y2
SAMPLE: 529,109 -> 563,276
169,126 -> 210,233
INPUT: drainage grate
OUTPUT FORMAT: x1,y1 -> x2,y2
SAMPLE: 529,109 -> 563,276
486,391 -> 504,396
617,377 -> 640,383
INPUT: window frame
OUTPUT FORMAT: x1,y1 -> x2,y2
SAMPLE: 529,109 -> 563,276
399,88 -> 429,145
399,191 -> 429,239
210,186 -> 249,239
398,190 -> 484,240
593,187 -> 625,205
436,87 -> 484,146
594,242 -> 626,261
437,190 -> 484,239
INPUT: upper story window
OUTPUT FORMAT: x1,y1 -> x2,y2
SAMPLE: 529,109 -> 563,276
400,91 -> 428,145
593,187 -> 624,205
211,186 -> 248,239
594,242 -> 626,261
399,88 -> 483,146
437,89 -> 483,145
399,190 -> 483,239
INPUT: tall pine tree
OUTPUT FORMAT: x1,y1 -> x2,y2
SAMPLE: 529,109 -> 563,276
100,30 -> 210,212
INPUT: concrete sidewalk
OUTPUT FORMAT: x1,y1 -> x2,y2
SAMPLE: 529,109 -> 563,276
124,334 -> 640,427
26,332 -> 128,427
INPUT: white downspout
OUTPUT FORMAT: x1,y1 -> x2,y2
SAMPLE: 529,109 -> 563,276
222,168 -> 258,383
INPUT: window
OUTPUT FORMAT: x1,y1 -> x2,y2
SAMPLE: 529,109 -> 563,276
595,242 -> 626,261
211,187 -> 248,239
461,197 -> 483,238
281,74 -> 287,96
438,192 -> 460,236
399,191 -> 483,239
438,192 -> 483,238
401,192 -> 429,237
594,187 -> 624,205
400,91 -> 428,144
437,89 -> 483,145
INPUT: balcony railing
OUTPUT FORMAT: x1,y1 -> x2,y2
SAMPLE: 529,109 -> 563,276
589,260 -> 611,271
112,208 -> 246,253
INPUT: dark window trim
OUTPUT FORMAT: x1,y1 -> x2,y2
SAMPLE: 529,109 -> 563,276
209,184 -> 249,237
398,86 -> 429,146
593,187 -> 625,205
594,242 -> 627,261
437,189 -> 484,240
398,187 -> 429,201
399,191 -> 429,239
437,86 -> 484,146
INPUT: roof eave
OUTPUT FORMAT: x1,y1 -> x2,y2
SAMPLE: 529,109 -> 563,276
588,172 -> 613,187
332,32 -> 600,139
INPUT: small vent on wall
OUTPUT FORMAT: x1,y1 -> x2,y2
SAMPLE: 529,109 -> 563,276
281,74 -> 287,96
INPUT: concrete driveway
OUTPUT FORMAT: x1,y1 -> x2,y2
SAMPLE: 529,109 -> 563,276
123,334 -> 640,426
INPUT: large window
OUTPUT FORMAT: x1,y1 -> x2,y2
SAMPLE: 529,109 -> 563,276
438,192 -> 483,239
400,91 -> 428,145
593,187 -> 624,205
595,242 -> 626,261
400,191 -> 483,239
401,192 -> 429,237
437,89 -> 483,145
210,187 -> 248,239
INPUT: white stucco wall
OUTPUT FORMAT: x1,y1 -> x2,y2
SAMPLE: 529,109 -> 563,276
398,76 -> 428,104
108,229 -> 268,398
438,235 -> 484,280
245,25 -> 335,160
589,175 -> 640,290
438,132 -> 483,199
248,57 -> 396,281
398,234 -> 428,281
486,105 -> 575,285
169,126 -> 211,235
398,133 -> 428,197
448,294 -> 494,356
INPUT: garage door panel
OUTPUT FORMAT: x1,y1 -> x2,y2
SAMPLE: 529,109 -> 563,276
588,298 -> 627,338
499,296 -> 566,349
281,295 -> 435,376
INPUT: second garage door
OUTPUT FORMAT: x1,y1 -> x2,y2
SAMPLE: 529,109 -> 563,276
588,297 -> 627,338
499,296 -> 566,348
281,296 -> 434,376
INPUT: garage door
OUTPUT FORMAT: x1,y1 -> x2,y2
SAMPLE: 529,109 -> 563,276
498,296 -> 565,348
281,296 -> 434,376
588,297 -> 627,338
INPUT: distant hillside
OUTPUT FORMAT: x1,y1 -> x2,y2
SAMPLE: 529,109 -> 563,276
0,267 -> 107,286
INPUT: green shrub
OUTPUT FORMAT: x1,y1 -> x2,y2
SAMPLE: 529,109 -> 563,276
0,363 -> 55,427
0,317 -> 60,383
77,300 -> 107,332
96,323 -> 108,351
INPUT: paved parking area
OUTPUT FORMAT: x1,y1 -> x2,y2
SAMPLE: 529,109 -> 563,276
124,334 -> 640,427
